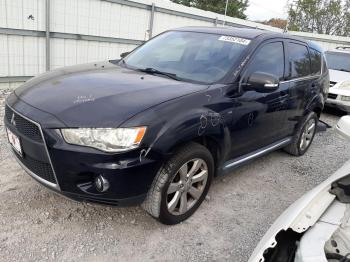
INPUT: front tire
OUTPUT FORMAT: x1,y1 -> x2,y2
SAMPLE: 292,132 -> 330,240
142,142 -> 214,225
284,112 -> 318,156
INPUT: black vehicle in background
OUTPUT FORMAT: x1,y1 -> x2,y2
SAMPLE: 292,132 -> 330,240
4,27 -> 329,224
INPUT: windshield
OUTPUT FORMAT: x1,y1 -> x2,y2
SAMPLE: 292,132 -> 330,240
122,31 -> 250,83
325,51 -> 350,72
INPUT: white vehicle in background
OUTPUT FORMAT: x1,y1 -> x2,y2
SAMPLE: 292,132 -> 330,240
249,116 -> 350,262
325,47 -> 350,113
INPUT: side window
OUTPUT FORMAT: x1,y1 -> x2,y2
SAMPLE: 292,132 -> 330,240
309,48 -> 322,75
245,42 -> 285,81
288,42 -> 311,78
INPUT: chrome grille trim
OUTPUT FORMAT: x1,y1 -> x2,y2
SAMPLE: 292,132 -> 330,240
5,102 -> 61,190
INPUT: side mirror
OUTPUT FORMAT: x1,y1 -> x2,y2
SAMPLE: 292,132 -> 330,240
244,72 -> 280,93
336,116 -> 350,141
120,51 -> 130,58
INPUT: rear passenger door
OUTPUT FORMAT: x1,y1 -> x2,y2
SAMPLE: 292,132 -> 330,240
284,41 -> 321,134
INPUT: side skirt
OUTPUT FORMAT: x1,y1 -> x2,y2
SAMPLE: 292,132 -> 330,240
218,137 -> 292,175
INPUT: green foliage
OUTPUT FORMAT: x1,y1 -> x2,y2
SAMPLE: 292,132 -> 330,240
170,0 -> 249,19
287,0 -> 350,36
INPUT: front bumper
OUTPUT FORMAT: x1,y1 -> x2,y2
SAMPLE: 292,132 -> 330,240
4,96 -> 162,206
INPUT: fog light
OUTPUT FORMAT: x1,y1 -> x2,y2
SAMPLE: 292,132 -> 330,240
94,175 -> 110,192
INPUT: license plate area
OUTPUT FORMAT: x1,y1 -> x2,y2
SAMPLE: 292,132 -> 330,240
6,128 -> 23,156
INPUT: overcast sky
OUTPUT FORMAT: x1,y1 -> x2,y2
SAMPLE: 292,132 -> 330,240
246,0 -> 289,21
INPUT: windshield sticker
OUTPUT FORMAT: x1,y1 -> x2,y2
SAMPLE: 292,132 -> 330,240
218,36 -> 251,45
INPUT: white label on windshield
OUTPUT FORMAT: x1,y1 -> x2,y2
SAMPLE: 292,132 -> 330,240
218,36 -> 251,45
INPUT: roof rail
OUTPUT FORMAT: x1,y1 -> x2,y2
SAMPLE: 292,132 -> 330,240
335,46 -> 350,50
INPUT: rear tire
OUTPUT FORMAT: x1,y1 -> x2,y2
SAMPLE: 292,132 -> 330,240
142,142 -> 214,225
284,112 -> 318,156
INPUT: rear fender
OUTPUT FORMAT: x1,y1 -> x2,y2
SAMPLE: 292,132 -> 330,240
305,94 -> 324,116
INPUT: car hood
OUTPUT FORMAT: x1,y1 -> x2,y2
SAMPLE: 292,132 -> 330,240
249,159 -> 350,262
329,69 -> 350,83
14,61 -> 208,127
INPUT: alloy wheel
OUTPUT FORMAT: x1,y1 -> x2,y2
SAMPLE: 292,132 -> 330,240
300,118 -> 316,151
166,158 -> 208,215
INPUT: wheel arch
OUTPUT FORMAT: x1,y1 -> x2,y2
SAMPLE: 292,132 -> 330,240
305,94 -> 324,118
148,109 -> 231,175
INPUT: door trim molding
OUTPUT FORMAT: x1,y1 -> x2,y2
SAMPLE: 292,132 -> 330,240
221,137 -> 292,173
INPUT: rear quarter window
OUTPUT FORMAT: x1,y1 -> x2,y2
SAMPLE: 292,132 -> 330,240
309,48 -> 322,75
288,42 -> 311,79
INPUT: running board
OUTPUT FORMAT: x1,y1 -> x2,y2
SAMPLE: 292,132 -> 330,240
221,137 -> 292,174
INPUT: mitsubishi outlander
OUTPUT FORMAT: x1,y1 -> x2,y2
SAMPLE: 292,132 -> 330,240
4,27 -> 329,224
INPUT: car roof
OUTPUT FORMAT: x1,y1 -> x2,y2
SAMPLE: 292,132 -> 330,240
172,26 -> 323,52
307,41 -> 324,52
173,26 -> 266,39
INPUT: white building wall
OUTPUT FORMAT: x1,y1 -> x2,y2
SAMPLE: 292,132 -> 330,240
0,0 -> 349,89
50,38 -> 136,69
50,0 -> 150,40
0,0 -> 46,30
0,35 -> 46,77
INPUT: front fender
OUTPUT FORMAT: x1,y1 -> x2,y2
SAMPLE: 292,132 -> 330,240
122,85 -> 234,165
150,107 -> 230,157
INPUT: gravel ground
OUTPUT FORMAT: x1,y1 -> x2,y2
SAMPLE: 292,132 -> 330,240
0,89 -> 349,262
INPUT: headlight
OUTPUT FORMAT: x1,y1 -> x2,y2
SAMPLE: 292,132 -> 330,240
341,95 -> 350,101
61,127 -> 146,152
338,81 -> 350,89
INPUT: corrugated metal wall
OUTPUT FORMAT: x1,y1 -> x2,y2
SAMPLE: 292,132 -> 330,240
1,0 -> 350,89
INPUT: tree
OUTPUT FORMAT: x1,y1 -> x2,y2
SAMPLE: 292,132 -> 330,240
261,18 -> 288,29
287,0 -> 350,36
170,0 -> 249,19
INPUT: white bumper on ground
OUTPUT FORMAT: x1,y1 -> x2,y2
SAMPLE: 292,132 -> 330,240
248,159 -> 350,262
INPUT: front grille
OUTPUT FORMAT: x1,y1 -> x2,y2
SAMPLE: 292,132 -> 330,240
328,93 -> 338,99
5,105 -> 57,186
330,81 -> 337,87
5,105 -> 43,143
14,151 -> 56,184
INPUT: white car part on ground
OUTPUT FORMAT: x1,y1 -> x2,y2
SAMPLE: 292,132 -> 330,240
325,203 -> 350,258
295,201 -> 347,262
248,159 -> 350,262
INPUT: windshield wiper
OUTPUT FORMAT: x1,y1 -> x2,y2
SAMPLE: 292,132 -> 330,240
339,68 -> 350,73
137,67 -> 180,81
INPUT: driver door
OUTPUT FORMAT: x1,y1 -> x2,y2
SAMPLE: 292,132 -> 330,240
228,40 -> 291,159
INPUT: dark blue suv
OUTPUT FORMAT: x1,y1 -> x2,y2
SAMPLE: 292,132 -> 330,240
4,27 -> 329,224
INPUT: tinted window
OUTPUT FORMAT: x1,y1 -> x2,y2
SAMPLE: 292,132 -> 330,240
289,43 -> 311,78
123,31 -> 250,84
245,42 -> 285,80
309,48 -> 322,75
325,51 -> 350,72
